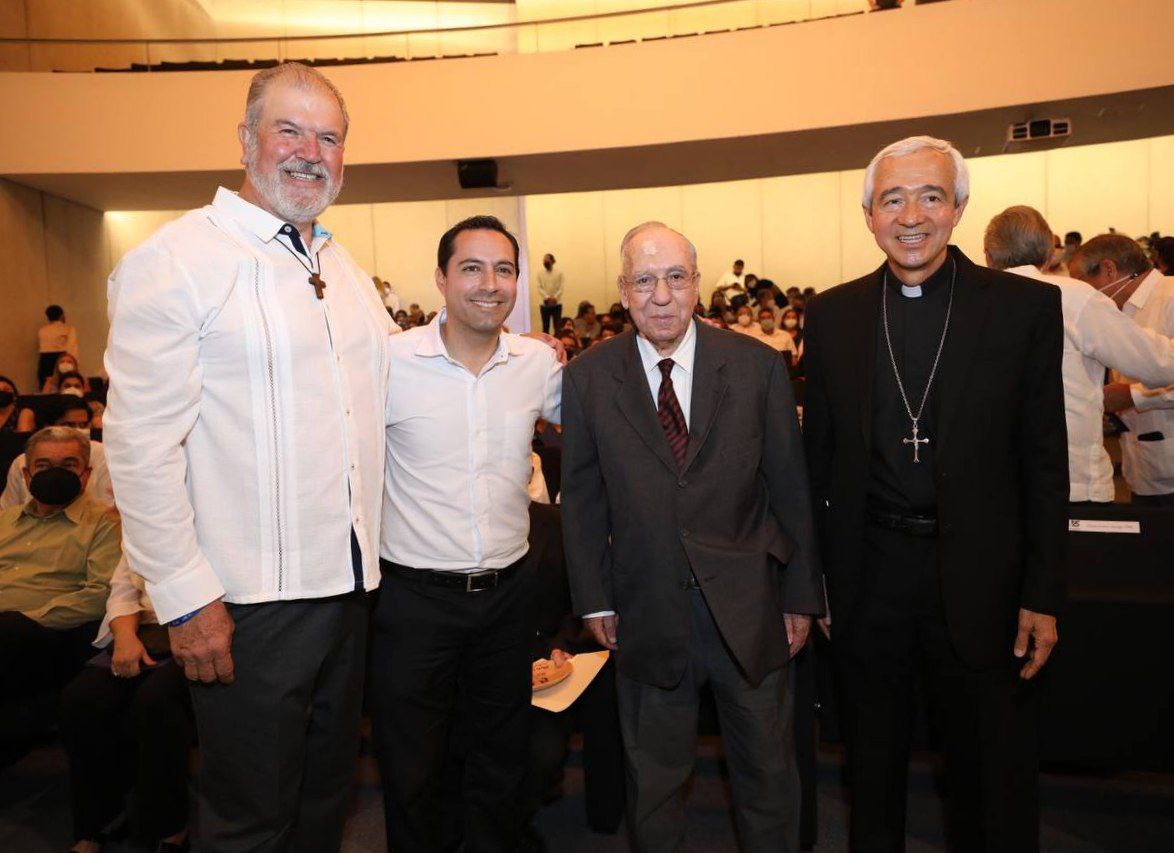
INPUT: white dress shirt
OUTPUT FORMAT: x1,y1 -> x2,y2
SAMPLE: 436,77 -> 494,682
634,317 -> 697,428
1007,265 -> 1174,501
93,555 -> 157,648
104,187 -> 393,622
585,321 -> 698,620
750,327 -> 799,356
381,312 -> 561,571
713,270 -> 745,296
1,440 -> 115,511
1114,268 -> 1174,496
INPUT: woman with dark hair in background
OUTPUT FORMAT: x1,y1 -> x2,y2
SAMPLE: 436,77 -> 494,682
0,376 -> 36,433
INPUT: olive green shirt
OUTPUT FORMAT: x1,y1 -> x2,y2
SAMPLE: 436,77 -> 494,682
0,494 -> 121,630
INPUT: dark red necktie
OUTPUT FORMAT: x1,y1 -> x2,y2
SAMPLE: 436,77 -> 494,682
657,358 -> 689,466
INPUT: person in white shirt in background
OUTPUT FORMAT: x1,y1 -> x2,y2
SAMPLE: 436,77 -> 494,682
374,274 -> 402,314
730,303 -> 759,335
751,306 -> 800,358
104,62 -> 392,852
984,207 -> 1174,504
713,258 -> 746,301
2,399 -> 113,511
536,252 -> 565,335
37,304 -> 79,390
372,215 -> 561,853
1066,234 -> 1174,505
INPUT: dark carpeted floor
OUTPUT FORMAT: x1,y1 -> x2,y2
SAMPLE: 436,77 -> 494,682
2,734 -> 1171,852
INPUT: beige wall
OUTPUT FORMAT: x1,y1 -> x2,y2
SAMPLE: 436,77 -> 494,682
0,179 -> 110,391
92,134 -> 1174,340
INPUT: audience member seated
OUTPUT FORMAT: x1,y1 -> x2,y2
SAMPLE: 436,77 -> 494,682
730,303 -> 759,335
558,330 -> 581,359
0,374 -> 36,434
751,306 -> 799,357
41,353 -> 85,395
573,301 -> 603,342
753,285 -> 784,322
59,557 -> 194,853
2,399 -> 114,511
606,303 -> 631,331
782,307 -> 805,361
0,427 -> 120,737
57,371 -> 88,397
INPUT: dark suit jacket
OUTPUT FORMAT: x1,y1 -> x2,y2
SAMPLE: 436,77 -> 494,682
802,248 -> 1069,668
561,320 -> 824,689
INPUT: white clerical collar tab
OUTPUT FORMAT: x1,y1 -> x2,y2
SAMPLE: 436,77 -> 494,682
901,284 -> 923,298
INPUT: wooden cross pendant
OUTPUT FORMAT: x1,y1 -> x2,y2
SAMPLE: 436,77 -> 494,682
903,422 -> 929,463
309,272 -> 326,300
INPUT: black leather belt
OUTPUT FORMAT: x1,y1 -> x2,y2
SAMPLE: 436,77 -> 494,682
380,557 -> 523,592
866,507 -> 939,538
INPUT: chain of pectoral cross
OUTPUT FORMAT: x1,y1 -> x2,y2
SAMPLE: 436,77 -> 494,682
276,230 -> 327,300
881,259 -> 956,463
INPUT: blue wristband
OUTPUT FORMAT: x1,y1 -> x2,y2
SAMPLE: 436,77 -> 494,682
167,606 -> 203,627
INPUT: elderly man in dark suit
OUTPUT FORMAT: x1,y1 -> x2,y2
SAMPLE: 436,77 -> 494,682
803,136 -> 1068,852
561,222 -> 823,852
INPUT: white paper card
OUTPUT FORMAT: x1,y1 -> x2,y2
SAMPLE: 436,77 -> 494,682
1067,518 -> 1141,534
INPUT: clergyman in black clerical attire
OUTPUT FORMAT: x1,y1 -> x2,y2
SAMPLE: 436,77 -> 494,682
802,136 -> 1068,852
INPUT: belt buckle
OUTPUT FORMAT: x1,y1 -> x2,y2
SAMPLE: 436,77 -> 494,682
465,568 -> 498,592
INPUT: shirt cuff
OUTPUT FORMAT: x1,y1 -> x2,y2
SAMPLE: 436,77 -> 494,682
581,610 -> 616,619
144,561 -> 226,625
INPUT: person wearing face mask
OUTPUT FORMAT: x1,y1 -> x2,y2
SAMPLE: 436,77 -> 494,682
38,304 -> 79,390
780,308 -> 804,362
41,353 -> 83,394
1069,234 -> 1174,505
752,306 -> 800,360
0,427 -> 121,723
0,375 -> 36,435
2,400 -> 114,511
986,208 -> 1174,504
731,304 -> 760,335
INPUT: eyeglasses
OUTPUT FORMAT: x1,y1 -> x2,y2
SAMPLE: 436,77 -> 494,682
621,270 -> 699,294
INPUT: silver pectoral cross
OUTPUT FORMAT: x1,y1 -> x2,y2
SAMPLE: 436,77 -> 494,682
903,421 -> 930,463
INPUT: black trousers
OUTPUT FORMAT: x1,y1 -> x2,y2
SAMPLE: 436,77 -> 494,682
59,659 -> 194,841
0,611 -> 97,704
539,302 -> 562,335
834,523 -> 1040,853
38,351 -> 64,388
188,592 -> 370,853
371,560 -> 536,853
616,589 -> 800,853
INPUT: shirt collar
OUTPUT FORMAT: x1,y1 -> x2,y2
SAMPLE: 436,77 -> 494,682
1126,268 -> 1164,313
211,187 -> 332,248
635,317 -> 697,377
20,493 -> 86,524
413,308 -> 520,368
1006,264 -> 1044,281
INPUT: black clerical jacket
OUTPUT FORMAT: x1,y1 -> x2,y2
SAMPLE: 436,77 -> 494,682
803,247 -> 1068,668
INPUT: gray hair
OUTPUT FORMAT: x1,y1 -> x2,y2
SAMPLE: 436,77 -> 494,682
861,135 -> 970,208
984,206 -> 1053,271
244,62 -> 350,140
25,425 -> 90,466
1070,234 -> 1152,280
619,221 -> 699,270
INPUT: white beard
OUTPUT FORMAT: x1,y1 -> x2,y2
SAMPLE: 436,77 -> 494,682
244,140 -> 342,224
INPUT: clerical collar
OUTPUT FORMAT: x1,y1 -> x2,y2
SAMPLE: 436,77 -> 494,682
883,248 -> 957,299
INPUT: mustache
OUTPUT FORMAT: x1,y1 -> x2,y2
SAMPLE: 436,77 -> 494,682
279,158 -> 329,179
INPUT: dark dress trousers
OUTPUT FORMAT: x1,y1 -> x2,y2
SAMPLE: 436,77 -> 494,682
803,247 -> 1069,852
561,321 -> 823,852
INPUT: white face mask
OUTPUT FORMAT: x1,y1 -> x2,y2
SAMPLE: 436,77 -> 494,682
61,387 -> 84,398
736,314 -> 752,327
1098,271 -> 1139,300
783,318 -> 799,330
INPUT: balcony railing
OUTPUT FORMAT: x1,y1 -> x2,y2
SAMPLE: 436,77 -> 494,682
0,1 -> 939,73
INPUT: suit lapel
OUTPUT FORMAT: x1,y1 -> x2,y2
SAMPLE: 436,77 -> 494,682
681,324 -> 729,475
613,332 -> 680,475
934,251 -> 994,455
854,269 -> 883,453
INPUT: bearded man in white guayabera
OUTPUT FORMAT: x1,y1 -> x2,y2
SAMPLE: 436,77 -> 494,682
104,62 -> 393,852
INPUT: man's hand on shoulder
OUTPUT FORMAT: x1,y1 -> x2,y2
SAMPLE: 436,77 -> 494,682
784,613 -> 812,657
1013,608 -> 1057,679
523,331 -> 568,365
171,599 -> 236,684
